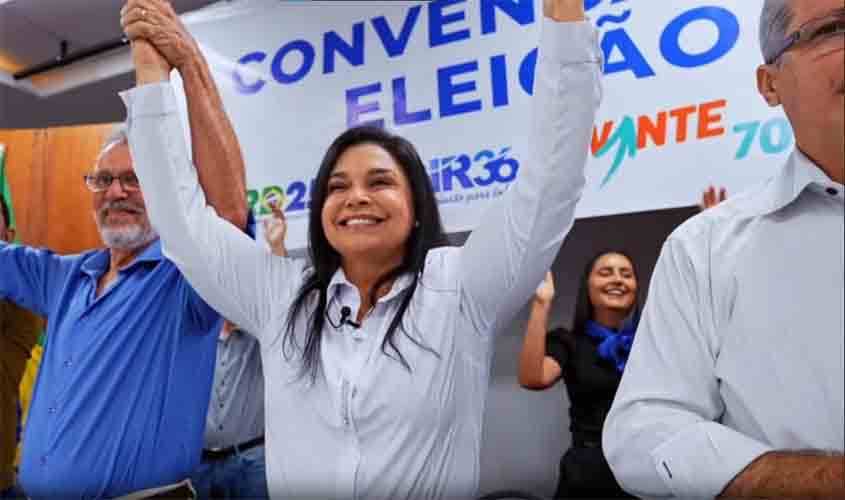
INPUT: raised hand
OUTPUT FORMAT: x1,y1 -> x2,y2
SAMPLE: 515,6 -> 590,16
121,0 -> 200,71
128,38 -> 171,84
220,319 -> 237,341
535,271 -> 556,305
699,185 -> 727,211
543,0 -> 586,22
262,204 -> 288,258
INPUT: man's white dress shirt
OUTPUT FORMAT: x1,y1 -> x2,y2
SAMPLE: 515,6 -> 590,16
604,149 -> 844,498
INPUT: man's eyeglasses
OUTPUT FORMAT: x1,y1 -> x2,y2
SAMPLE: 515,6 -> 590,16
83,172 -> 141,193
767,9 -> 845,64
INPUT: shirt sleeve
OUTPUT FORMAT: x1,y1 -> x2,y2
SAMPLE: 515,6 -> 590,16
122,83 -> 303,343
545,327 -> 571,369
182,211 -> 259,334
0,242 -> 66,317
458,18 -> 602,337
182,280 -> 223,335
602,235 -> 772,498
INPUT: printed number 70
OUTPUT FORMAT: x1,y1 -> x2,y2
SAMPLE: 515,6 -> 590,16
733,118 -> 793,160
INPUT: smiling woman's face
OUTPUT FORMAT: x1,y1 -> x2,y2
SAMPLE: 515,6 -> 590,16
320,143 -> 415,265
587,252 -> 638,315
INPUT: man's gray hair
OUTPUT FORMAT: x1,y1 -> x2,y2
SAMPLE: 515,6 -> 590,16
760,0 -> 794,63
96,123 -> 129,164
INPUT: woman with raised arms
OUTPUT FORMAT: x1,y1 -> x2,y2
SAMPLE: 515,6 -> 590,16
119,0 -> 601,497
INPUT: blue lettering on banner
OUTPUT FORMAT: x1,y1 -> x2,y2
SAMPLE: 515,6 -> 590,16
585,0 -> 628,10
438,61 -> 483,117
324,22 -> 365,74
595,6 -> 657,78
437,154 -> 474,191
247,145 -> 522,215
346,83 -> 384,127
233,52 -> 267,94
472,148 -> 519,185
429,0 -> 472,47
346,50 -> 533,127
372,6 -> 422,57
393,77 -> 433,125
232,1 -> 743,130
490,54 -> 510,107
660,7 -> 740,68
271,39 -> 315,84
518,48 -> 537,95
233,0 -> 547,93
429,147 -> 520,193
480,0 -> 534,35
602,26 -> 656,78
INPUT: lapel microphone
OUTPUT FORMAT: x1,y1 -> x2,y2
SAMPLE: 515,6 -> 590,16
339,306 -> 361,329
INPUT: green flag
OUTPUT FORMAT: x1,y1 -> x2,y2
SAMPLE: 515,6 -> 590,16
0,143 -> 22,244
0,143 -> 15,230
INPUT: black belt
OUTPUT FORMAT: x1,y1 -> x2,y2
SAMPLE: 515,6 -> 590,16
201,435 -> 264,461
572,435 -> 602,449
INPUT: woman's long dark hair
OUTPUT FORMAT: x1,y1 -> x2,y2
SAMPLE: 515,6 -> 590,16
282,125 -> 449,381
571,250 -> 642,336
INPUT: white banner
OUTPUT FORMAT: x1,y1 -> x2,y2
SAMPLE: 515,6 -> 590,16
175,0 -> 790,249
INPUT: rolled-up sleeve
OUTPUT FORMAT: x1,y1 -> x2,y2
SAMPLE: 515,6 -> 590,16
603,235 -> 772,498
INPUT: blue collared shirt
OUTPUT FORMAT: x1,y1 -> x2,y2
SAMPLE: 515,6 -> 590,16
1,239 -> 220,498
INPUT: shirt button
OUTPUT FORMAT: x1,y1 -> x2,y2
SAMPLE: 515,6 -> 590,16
826,187 -> 839,196
218,425 -> 224,431
64,359 -> 72,368
40,456 -> 47,466
48,407 -> 56,414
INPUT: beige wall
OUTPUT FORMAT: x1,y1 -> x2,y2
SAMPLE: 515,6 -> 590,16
1,123 -> 113,253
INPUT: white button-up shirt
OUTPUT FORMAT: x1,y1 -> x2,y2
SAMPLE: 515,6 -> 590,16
124,18 -> 602,499
603,149 -> 845,498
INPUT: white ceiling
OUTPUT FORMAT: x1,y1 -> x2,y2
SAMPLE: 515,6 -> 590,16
0,0 -> 218,128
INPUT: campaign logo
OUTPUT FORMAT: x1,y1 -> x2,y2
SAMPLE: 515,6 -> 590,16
591,101 -> 794,187
247,145 -> 521,215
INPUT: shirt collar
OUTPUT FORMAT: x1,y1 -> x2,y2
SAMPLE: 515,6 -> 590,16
327,266 -> 415,304
752,149 -> 841,217
79,239 -> 163,279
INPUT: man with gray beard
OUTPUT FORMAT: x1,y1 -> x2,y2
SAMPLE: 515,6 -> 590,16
0,12 -> 250,498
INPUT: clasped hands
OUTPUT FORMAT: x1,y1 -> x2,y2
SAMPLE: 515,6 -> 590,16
120,0 -> 198,82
